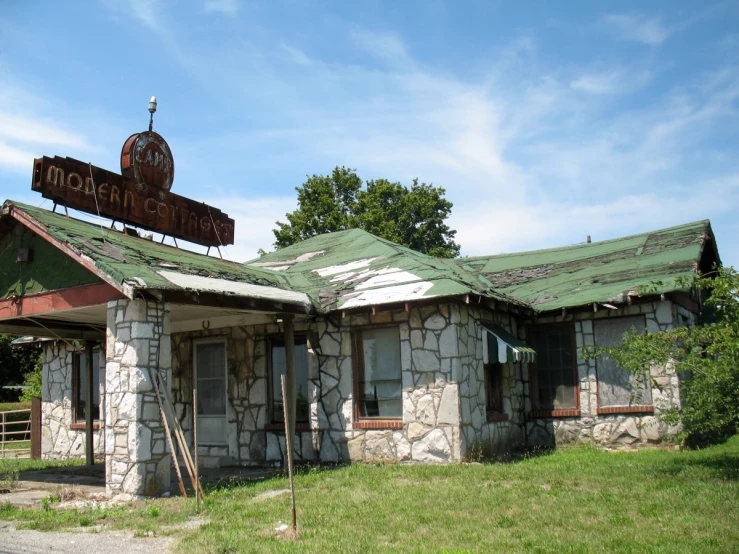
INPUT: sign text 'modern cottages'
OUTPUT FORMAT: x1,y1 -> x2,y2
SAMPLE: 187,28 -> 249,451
31,153 -> 235,247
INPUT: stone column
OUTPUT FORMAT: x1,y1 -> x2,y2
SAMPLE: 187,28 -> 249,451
104,298 -> 171,498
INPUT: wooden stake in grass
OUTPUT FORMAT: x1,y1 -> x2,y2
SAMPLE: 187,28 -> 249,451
194,387 -> 201,512
280,375 -> 297,532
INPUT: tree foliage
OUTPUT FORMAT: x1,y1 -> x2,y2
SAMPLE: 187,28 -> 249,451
584,267 -> 739,442
0,336 -> 41,402
273,167 -> 460,258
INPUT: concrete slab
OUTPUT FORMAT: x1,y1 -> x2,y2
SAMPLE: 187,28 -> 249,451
7,463 -> 279,506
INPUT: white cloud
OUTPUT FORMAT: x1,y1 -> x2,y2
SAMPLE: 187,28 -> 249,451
126,0 -> 164,32
205,196 -> 298,262
0,113 -> 87,149
0,142 -> 35,172
351,29 -> 412,68
570,70 -> 623,95
604,13 -> 669,45
204,0 -> 240,15
281,43 -> 314,67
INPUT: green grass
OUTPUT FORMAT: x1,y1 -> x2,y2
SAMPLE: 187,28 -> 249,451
1,437 -> 739,553
0,457 -> 84,475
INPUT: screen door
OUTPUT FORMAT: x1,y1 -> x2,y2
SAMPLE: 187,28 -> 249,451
194,340 -> 227,444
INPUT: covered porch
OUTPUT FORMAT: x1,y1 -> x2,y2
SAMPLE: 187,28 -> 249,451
0,201 -> 313,498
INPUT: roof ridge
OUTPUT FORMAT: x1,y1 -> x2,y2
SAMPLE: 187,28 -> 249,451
457,219 -> 710,262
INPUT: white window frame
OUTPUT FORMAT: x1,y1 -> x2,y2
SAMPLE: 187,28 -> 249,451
193,337 -> 228,445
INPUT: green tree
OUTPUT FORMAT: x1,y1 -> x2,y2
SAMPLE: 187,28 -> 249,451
0,336 -> 41,402
584,267 -> 739,442
20,359 -> 42,402
273,167 -> 460,258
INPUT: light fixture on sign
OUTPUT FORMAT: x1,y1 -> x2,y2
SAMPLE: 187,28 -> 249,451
148,96 -> 157,131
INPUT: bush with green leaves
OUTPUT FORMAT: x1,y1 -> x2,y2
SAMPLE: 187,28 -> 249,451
584,266 -> 739,442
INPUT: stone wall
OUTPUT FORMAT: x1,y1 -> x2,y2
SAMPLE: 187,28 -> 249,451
104,299 -> 171,497
316,305 -> 462,464
526,300 -> 690,448
170,304 -> 468,465
456,305 -> 527,459
170,319 -> 319,467
41,342 -> 104,460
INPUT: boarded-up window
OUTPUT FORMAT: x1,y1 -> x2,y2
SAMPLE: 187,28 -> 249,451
594,316 -> 652,407
530,326 -> 577,410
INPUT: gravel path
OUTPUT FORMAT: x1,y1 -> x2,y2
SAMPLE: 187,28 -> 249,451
0,521 -> 173,553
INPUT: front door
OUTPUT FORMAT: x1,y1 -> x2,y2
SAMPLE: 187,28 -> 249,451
194,339 -> 228,445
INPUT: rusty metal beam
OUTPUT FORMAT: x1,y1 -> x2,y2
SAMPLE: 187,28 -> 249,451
0,283 -> 124,320
0,320 -> 104,340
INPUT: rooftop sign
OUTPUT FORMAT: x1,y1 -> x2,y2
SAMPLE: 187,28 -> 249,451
31,129 -> 235,247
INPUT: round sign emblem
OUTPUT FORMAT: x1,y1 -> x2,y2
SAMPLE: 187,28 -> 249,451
121,131 -> 175,192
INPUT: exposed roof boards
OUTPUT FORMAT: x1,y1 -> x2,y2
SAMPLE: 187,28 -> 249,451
455,220 -> 715,313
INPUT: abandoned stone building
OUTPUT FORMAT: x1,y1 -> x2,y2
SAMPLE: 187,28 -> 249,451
0,200 -> 720,497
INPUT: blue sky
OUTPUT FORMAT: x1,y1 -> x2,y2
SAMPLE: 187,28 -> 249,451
0,1 -> 737,267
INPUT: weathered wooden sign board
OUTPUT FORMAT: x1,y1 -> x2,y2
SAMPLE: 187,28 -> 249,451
31,154 -> 235,247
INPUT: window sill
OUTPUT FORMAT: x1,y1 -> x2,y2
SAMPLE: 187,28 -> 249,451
353,419 -> 403,430
264,423 -> 312,432
486,412 -> 509,422
70,421 -> 100,431
597,406 -> 654,415
529,409 -> 580,419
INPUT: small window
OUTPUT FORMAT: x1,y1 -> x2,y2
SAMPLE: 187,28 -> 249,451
484,363 -> 504,413
530,326 -> 578,410
270,337 -> 309,423
73,351 -> 100,422
355,326 -> 402,419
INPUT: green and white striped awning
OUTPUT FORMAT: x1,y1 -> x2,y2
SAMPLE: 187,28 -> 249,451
480,322 -> 536,364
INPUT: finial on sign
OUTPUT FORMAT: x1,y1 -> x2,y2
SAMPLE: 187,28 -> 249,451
148,96 -> 157,132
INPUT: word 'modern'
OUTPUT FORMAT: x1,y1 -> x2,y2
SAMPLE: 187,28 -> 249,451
32,156 -> 235,247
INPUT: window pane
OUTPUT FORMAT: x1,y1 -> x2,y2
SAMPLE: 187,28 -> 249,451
76,352 -> 100,421
271,342 -> 309,422
197,379 -> 226,415
532,328 -> 576,410
485,363 -> 503,412
360,327 -> 401,418
196,343 -> 226,379
196,343 -> 226,416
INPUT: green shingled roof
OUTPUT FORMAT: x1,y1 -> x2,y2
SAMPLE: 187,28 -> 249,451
3,200 -> 717,315
454,220 -> 715,312
244,228 -> 526,311
3,200 -> 293,293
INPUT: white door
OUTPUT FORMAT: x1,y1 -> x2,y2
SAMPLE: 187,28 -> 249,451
194,340 -> 227,444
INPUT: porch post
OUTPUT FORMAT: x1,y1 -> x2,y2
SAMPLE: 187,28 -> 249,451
105,298 -> 171,498
284,315 -> 296,440
85,341 -> 94,466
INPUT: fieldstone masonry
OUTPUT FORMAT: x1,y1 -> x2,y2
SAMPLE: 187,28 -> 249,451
456,304 -> 527,459
104,298 -> 171,497
41,343 -> 104,460
41,296 -> 698,485
316,306 -> 462,463
526,300 -> 688,448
